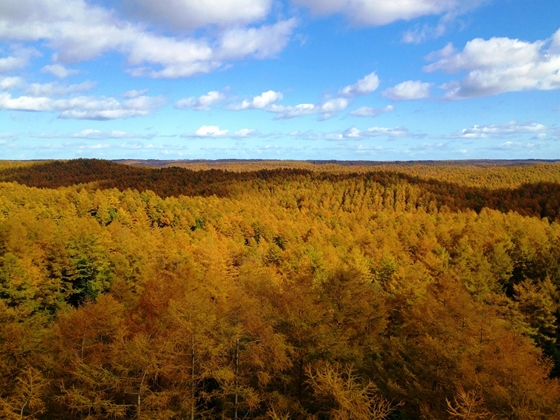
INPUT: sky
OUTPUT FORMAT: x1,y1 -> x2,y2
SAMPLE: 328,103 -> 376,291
0,0 -> 559,161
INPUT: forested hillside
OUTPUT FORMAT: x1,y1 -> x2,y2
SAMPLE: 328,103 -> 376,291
1,159 -> 560,419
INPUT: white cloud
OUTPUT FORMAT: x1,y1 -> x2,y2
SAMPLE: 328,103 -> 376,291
292,0 -> 485,26
0,76 -> 24,90
126,19 -> 297,78
452,121 -> 549,139
194,125 -> 229,137
290,125 -> 420,140
317,98 -> 349,118
122,89 -> 149,99
228,90 -> 283,111
233,128 -> 259,137
349,105 -> 394,117
339,72 -> 380,96
552,28 -> 560,53
424,30 -> 560,99
72,129 -> 154,139
216,19 -> 297,60
269,103 -> 315,118
176,90 -> 227,110
40,63 -> 78,78
382,80 -> 431,100
340,126 -> 413,139
24,81 -> 96,97
121,0 -> 272,31
402,23 -> 446,44
0,0 -> 296,79
0,92 -> 166,120
269,98 -> 349,120
0,46 -> 40,73
182,126 -> 259,138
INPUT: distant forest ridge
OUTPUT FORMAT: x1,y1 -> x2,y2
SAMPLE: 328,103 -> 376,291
1,158 -> 560,221
115,158 -> 560,167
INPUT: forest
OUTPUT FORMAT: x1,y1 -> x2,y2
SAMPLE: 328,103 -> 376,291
0,158 -> 560,419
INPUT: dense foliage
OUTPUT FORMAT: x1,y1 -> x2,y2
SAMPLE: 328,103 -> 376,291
0,159 -> 559,419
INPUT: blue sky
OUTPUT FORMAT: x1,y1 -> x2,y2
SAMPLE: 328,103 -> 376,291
0,0 -> 559,161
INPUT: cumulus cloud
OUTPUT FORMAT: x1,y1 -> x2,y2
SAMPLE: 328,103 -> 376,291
40,64 -> 79,78
194,125 -> 230,137
0,0 -> 296,79
424,29 -> 560,99
228,90 -> 282,110
349,105 -> 394,117
121,0 -> 272,31
176,90 -> 228,110
0,92 -> 167,120
382,80 -> 431,100
339,72 -> 380,96
292,0 -> 485,26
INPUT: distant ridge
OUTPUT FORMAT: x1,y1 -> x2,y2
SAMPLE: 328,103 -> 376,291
114,158 -> 560,168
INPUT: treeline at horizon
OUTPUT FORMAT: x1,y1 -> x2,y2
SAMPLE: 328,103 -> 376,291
1,159 -> 560,419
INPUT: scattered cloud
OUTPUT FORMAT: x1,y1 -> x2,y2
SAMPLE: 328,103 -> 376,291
424,29 -> 560,99
0,92 -> 167,120
292,0 -> 485,26
448,121 -> 549,139
184,125 -> 259,138
176,90 -> 228,110
230,90 -> 349,120
40,64 -> 79,78
72,129 -> 155,139
336,126 -> 416,139
382,80 -> 431,100
339,72 -> 380,96
290,125 -> 422,140
269,97 -> 349,120
228,90 -> 282,110
349,105 -> 394,117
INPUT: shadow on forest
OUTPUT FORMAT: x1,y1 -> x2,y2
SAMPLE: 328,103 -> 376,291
1,159 -> 559,221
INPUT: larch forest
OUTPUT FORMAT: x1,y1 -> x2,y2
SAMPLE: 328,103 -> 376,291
1,158 -> 560,419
